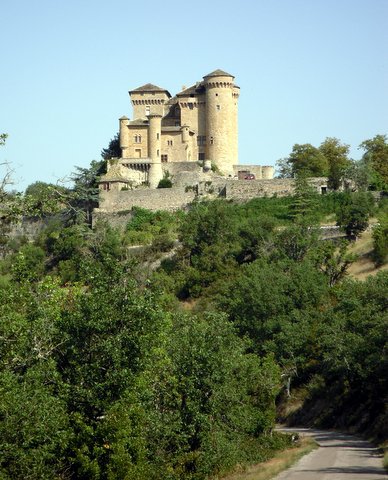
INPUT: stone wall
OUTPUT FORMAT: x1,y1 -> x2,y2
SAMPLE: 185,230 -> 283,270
95,177 -> 331,224
225,179 -> 295,199
8,215 -> 65,241
98,186 -> 196,213
164,162 -> 201,177
225,177 -> 328,200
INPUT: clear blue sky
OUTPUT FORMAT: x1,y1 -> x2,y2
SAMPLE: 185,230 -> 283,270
1,0 -> 387,191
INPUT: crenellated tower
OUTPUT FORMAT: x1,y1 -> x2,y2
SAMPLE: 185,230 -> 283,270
203,69 -> 239,176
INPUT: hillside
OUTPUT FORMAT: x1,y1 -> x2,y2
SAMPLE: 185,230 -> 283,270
0,191 -> 386,479
347,228 -> 388,280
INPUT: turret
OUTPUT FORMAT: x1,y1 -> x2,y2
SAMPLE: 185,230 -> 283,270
147,113 -> 163,188
119,116 -> 129,158
203,69 -> 239,176
181,124 -> 190,143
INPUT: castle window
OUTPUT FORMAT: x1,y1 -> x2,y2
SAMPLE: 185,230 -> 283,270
161,154 -> 168,163
198,152 -> 205,161
167,140 -> 173,146
216,105 -> 221,111
157,133 -> 160,140
157,149 -> 159,157
134,135 -> 142,143
145,106 -> 150,115
197,135 -> 206,146
210,137 -> 214,145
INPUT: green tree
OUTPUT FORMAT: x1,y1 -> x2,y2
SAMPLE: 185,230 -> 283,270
0,366 -> 71,479
11,244 -> 46,282
178,201 -> 241,296
359,134 -> 388,189
24,181 -> 69,217
372,213 -> 388,266
344,158 -> 372,191
315,273 -> 388,433
160,312 -> 283,476
101,132 -> 121,160
319,137 -> 351,190
275,157 -> 293,178
288,174 -> 320,224
310,240 -> 356,286
284,143 -> 328,178
69,160 -> 106,224
336,192 -> 374,238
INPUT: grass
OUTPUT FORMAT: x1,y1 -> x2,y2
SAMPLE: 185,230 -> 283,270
219,437 -> 317,480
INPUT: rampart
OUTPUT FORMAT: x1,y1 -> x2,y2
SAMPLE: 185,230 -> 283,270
93,177 -> 330,226
97,186 -> 196,213
224,178 -> 328,200
225,179 -> 295,199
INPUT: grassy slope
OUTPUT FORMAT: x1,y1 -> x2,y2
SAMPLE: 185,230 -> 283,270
347,228 -> 388,280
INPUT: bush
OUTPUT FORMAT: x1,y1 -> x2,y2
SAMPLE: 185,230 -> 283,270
157,177 -> 172,188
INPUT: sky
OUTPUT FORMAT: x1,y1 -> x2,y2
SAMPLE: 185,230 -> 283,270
1,0 -> 387,191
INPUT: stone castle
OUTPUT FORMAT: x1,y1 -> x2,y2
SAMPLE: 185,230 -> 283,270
94,69 -> 327,223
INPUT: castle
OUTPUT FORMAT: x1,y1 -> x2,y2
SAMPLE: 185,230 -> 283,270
94,70 -> 327,223
98,69 -> 274,191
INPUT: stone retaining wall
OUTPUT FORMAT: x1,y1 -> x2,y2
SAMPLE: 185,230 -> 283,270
98,187 -> 196,213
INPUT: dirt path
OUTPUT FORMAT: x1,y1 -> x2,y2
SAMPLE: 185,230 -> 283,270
273,428 -> 387,479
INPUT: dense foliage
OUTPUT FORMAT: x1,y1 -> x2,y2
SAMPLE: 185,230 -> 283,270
277,134 -> 387,192
0,135 -> 387,478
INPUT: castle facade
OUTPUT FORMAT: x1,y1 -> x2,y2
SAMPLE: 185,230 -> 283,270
96,70 -> 282,218
99,70 -> 248,190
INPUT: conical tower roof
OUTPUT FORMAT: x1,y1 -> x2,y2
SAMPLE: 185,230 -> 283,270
203,69 -> 234,79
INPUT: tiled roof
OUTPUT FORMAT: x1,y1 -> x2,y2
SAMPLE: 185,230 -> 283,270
127,118 -> 149,126
176,83 -> 206,97
100,164 -> 128,183
129,83 -> 171,97
203,69 -> 234,78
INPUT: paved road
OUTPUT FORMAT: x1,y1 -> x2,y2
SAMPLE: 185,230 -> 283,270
273,428 -> 387,479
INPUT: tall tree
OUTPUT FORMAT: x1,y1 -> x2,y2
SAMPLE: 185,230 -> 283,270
275,157 -> 293,178
319,137 -> 351,190
288,173 -> 320,224
359,134 -> 388,189
284,143 -> 329,178
69,160 -> 106,224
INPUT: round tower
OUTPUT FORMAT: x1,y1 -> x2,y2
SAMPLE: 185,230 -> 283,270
119,116 -> 129,158
262,166 -> 275,179
147,113 -> 163,188
203,69 -> 239,176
